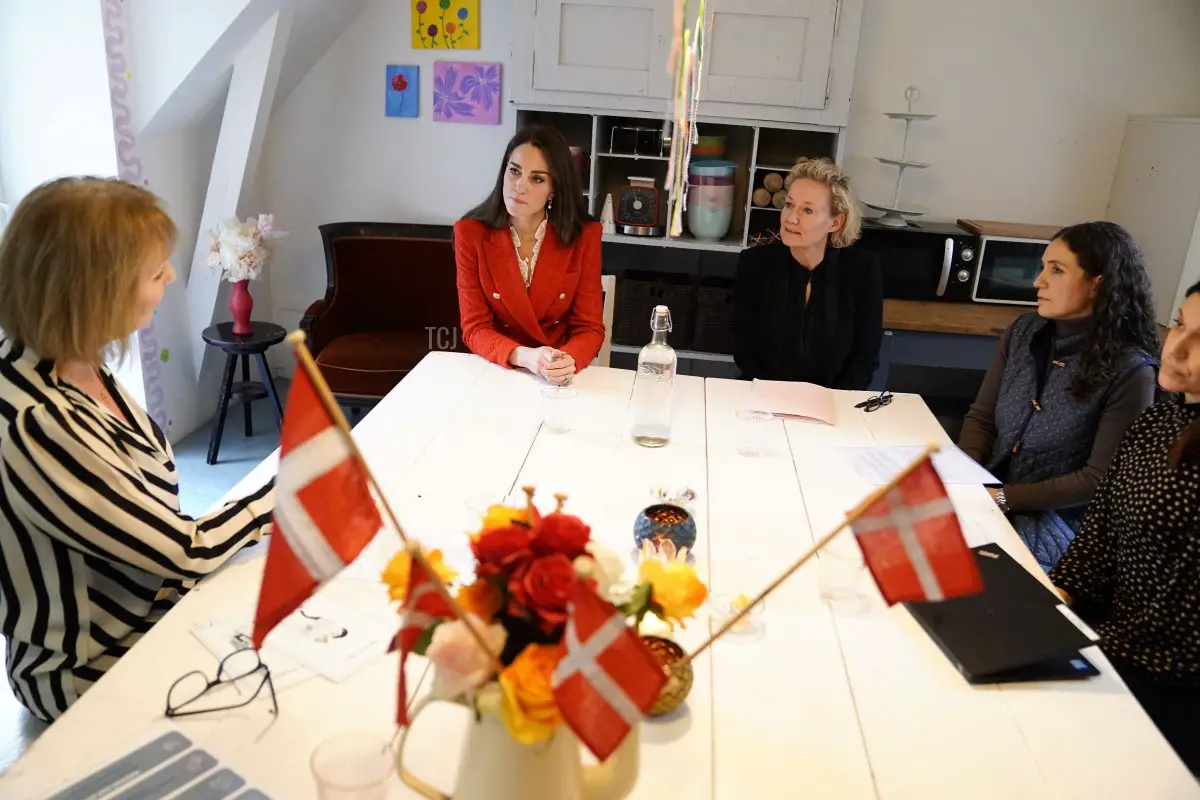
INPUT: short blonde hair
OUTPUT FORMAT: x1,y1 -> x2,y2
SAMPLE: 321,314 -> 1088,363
0,176 -> 177,363
783,157 -> 862,248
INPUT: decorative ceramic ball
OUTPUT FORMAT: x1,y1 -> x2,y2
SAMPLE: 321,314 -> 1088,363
633,503 -> 697,552
642,635 -> 693,716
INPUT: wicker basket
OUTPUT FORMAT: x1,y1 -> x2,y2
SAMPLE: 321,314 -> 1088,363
691,277 -> 736,355
612,270 -> 696,350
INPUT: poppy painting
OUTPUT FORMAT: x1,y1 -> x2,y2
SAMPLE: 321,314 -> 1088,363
386,65 -> 419,118
412,0 -> 480,50
433,61 -> 501,125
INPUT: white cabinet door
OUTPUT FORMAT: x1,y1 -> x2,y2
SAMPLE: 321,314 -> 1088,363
702,0 -> 838,109
533,0 -> 674,99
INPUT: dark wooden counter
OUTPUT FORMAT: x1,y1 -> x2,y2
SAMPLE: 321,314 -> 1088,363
883,299 -> 1026,337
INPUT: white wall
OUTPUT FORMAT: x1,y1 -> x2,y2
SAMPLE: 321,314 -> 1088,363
843,0 -> 1200,225
0,0 -> 147,402
0,0 -> 117,201
256,0 -> 515,367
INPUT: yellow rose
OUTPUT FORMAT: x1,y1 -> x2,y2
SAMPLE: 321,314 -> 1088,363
456,578 -> 502,623
638,559 -> 708,629
481,504 -> 533,530
381,548 -> 457,603
498,644 -> 563,744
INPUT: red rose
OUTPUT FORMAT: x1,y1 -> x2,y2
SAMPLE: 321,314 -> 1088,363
472,525 -> 534,575
531,513 -> 591,559
522,554 -> 575,631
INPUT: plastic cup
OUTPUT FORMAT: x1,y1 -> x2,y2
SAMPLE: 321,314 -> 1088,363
310,731 -> 394,800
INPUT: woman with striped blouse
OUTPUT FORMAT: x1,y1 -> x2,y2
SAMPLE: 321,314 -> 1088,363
0,177 -> 275,722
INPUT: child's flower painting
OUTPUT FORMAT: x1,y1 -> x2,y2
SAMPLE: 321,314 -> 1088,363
385,65 -> 419,118
433,61 -> 501,125
412,0 -> 479,49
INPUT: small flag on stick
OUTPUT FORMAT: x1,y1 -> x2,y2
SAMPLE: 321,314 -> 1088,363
552,573 -> 667,762
850,455 -> 983,605
251,351 -> 383,649
390,546 -> 455,726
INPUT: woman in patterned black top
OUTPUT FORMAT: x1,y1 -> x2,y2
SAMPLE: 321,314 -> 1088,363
1051,281 -> 1200,774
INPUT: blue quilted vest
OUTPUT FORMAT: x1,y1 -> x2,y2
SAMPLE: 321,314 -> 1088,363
988,314 -> 1153,571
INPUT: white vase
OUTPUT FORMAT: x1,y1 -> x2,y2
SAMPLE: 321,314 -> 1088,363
396,682 -> 639,800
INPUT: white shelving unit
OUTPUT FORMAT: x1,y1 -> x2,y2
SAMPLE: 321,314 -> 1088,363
517,106 -> 844,254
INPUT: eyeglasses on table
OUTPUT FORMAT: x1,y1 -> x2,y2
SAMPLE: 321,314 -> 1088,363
165,645 -> 278,719
854,391 -> 894,413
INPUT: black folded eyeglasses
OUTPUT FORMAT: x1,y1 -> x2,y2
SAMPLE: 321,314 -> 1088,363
855,391 -> 894,413
165,645 -> 277,719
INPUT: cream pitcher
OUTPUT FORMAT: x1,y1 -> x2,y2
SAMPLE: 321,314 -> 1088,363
395,682 -> 639,800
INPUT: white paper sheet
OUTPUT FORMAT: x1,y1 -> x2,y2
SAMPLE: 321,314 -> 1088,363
749,379 -> 836,424
838,444 -> 1000,485
192,595 -> 393,686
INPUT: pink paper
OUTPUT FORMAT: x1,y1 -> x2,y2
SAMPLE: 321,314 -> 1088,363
749,380 -> 835,425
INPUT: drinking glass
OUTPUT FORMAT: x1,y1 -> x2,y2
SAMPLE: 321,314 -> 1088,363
542,386 -> 578,434
735,409 -> 773,456
817,537 -> 870,615
311,731 -> 394,800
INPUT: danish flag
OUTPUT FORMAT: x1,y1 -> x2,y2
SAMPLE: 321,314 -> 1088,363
390,555 -> 453,726
850,455 -> 984,605
552,579 -> 667,761
251,362 -> 383,649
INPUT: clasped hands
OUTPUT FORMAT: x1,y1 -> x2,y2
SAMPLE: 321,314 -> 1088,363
511,345 -> 575,385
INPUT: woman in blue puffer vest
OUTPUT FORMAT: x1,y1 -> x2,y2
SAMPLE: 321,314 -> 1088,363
958,221 -> 1160,572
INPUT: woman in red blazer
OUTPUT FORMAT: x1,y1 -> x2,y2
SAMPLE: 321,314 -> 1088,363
455,125 -> 605,385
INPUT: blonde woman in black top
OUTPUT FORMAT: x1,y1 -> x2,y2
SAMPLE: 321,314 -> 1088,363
733,158 -> 884,389
1051,281 -> 1200,774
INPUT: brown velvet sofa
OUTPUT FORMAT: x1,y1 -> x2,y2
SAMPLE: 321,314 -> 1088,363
300,222 -> 468,406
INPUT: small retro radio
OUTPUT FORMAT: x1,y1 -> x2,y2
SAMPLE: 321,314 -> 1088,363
615,177 -> 662,237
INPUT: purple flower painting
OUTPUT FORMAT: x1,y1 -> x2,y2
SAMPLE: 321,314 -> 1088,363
433,61 -> 501,125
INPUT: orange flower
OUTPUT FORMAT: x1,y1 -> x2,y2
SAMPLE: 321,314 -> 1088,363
381,548 -> 457,603
456,578 -> 502,623
498,644 -> 563,744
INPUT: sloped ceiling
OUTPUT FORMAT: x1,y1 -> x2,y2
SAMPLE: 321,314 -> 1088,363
141,0 -> 365,135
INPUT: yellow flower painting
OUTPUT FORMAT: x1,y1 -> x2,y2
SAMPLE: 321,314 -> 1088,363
412,0 -> 480,50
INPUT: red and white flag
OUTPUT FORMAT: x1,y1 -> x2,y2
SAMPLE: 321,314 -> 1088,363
251,363 -> 383,649
850,456 -> 984,605
390,555 -> 454,726
552,579 -> 667,761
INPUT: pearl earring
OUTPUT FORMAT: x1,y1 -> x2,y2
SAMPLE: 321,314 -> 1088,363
547,197 -> 554,211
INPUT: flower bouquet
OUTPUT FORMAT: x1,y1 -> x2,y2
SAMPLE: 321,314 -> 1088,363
381,489 -> 708,747
205,214 -> 288,335
206,214 -> 289,282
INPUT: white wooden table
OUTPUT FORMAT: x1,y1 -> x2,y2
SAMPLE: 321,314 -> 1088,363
1,352 -> 1195,799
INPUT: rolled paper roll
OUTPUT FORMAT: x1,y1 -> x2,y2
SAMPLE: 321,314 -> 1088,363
772,190 -> 787,209
763,172 -> 784,192
752,187 -> 772,207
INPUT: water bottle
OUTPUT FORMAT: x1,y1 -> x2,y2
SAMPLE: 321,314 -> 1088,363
630,305 -> 676,447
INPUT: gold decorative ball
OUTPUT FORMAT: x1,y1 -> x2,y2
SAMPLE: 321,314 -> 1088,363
642,635 -> 693,716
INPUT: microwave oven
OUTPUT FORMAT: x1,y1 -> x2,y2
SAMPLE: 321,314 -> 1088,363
853,218 -> 1053,305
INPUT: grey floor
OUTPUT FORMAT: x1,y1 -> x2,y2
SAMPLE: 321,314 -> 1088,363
0,384 -> 293,776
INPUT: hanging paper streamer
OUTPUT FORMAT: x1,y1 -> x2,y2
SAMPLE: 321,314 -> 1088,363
664,0 -> 708,239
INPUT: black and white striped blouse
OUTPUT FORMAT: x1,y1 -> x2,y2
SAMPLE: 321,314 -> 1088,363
0,338 -> 274,721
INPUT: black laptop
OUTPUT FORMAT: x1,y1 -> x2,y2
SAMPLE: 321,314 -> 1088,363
903,544 -> 1101,684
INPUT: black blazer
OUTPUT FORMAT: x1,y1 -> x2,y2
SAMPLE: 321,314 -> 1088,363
733,240 -> 884,389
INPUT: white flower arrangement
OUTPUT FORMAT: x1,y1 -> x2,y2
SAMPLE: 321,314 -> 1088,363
206,214 -> 289,282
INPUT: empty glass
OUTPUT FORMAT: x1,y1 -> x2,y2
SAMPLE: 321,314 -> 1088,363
311,731 -> 394,800
736,409 -> 773,456
542,386 -> 577,434
817,536 -> 870,615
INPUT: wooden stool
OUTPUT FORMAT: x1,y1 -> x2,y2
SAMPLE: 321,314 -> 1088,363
201,321 -> 287,465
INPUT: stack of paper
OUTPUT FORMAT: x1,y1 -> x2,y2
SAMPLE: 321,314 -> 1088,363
838,444 -> 1000,485
749,379 -> 836,425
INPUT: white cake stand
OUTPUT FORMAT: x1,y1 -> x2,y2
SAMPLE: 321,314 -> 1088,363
869,86 -> 935,228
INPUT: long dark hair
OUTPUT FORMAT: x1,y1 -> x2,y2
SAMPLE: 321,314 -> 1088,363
1053,221 -> 1160,400
461,124 -> 589,246
1168,280 -> 1200,469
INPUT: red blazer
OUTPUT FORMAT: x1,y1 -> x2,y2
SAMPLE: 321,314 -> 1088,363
454,218 -> 606,371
